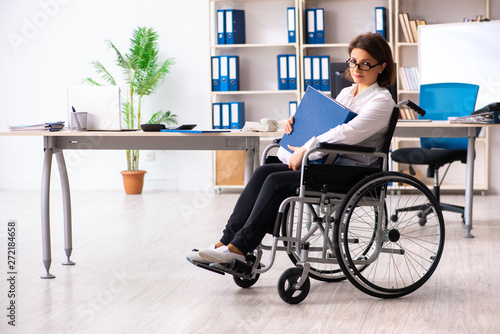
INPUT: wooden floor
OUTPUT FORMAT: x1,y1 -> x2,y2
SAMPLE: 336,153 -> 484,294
0,189 -> 499,333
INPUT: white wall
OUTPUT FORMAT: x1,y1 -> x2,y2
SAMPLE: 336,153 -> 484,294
1,0 -> 499,194
0,0 -> 214,192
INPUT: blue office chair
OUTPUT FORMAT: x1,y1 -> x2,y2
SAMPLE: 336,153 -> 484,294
391,82 -> 479,224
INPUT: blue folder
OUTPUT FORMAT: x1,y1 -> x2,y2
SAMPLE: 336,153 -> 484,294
287,7 -> 296,43
212,103 -> 222,129
161,129 -> 230,133
225,9 -> 245,44
289,101 -> 298,117
375,7 -> 387,39
315,8 -> 325,44
279,86 -> 357,153
221,103 -> 230,129
219,55 -> 229,91
228,55 -> 239,91
320,55 -> 330,92
211,56 -> 220,91
277,54 -> 288,90
311,56 -> 321,90
303,56 -> 312,89
217,9 -> 226,44
306,9 -> 316,44
230,102 -> 245,129
288,54 -> 297,90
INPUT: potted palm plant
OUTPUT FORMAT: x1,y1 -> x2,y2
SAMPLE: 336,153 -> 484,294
84,26 -> 177,194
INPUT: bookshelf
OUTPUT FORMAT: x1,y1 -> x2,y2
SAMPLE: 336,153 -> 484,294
209,0 -> 394,188
392,0 -> 493,192
209,0 -> 301,189
299,0 -> 393,96
394,0 -> 491,102
209,0 -> 494,192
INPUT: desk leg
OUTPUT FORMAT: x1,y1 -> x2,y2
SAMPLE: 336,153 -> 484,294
463,129 -> 475,238
41,148 -> 56,279
55,152 -> 75,265
244,148 -> 254,185
244,137 -> 260,185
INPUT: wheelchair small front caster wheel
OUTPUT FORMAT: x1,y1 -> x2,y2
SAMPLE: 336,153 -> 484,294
277,268 -> 310,304
233,273 -> 260,288
417,212 -> 427,226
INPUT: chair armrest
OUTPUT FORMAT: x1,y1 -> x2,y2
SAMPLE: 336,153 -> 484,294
315,142 -> 376,153
301,142 -> 387,176
261,139 -> 282,165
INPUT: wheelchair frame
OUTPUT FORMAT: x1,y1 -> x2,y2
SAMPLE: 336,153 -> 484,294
189,104 -> 445,304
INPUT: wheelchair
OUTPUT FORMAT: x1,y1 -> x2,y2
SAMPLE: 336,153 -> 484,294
189,105 -> 445,304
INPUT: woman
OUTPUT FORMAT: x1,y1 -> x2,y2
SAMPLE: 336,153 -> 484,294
188,32 -> 396,264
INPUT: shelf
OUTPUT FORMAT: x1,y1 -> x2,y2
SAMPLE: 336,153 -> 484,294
210,0 -> 291,2
396,43 -> 418,47
302,43 -> 350,49
211,43 -> 297,49
211,90 -> 299,96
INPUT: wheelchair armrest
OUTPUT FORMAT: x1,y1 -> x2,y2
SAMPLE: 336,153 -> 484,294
261,138 -> 283,165
315,142 -> 376,153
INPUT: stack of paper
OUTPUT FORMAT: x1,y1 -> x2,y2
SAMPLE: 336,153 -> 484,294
9,121 -> 65,132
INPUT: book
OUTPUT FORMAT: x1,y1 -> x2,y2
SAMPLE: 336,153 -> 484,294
399,13 -> 413,43
279,86 -> 357,153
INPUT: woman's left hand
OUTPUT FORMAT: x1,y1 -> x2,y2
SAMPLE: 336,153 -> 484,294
287,145 -> 307,170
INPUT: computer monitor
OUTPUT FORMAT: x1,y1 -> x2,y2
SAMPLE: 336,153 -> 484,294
67,86 -> 121,130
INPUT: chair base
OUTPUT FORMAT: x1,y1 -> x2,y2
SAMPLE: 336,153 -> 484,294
392,202 -> 464,226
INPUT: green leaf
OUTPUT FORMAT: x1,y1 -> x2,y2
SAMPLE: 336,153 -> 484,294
91,61 -> 117,86
147,110 -> 178,125
81,77 -> 102,86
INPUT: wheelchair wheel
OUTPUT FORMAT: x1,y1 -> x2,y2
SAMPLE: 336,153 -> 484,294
233,255 -> 261,288
282,201 -> 346,282
233,274 -> 259,288
334,172 -> 445,299
277,267 -> 311,304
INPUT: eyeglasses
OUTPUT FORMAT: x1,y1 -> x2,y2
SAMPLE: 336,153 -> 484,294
346,58 -> 380,71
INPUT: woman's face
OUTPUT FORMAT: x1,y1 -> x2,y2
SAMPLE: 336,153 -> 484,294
348,48 -> 386,89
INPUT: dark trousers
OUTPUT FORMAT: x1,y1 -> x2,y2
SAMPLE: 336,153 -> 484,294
220,163 -> 300,254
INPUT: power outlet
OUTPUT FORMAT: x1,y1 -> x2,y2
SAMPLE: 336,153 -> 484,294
145,151 -> 155,161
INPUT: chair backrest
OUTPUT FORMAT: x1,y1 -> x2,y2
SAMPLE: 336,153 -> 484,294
419,83 -> 479,149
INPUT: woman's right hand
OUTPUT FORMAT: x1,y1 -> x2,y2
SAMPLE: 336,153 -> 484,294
284,115 -> 294,135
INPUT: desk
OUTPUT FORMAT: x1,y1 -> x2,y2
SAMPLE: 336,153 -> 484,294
0,130 -> 279,278
394,121 -> 490,239
0,122 -> 492,278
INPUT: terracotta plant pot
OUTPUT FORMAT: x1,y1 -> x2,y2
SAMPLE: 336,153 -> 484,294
120,170 -> 147,194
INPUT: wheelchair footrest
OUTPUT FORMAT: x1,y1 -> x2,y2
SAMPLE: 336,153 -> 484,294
211,259 -> 254,278
186,258 -> 227,276
187,257 -> 254,279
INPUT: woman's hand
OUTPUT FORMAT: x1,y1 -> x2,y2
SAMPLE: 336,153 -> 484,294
284,115 -> 294,135
287,145 -> 307,170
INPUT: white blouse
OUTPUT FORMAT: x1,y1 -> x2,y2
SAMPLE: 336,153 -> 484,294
278,82 -> 396,166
